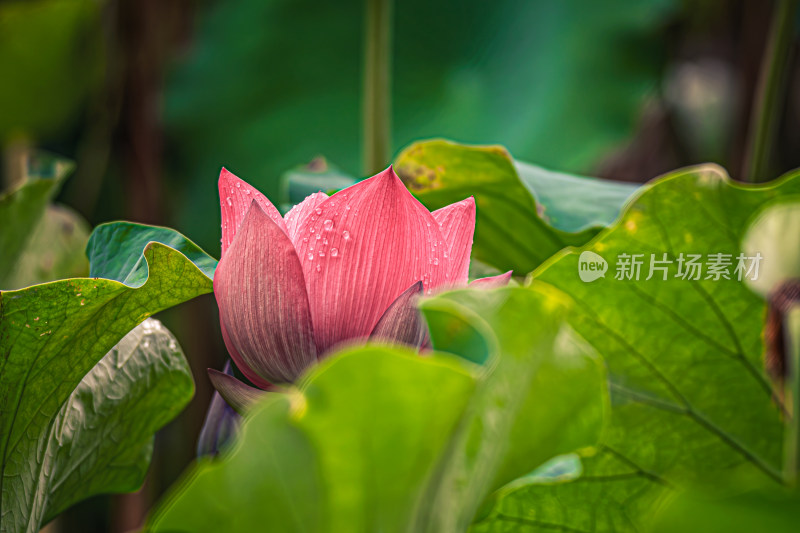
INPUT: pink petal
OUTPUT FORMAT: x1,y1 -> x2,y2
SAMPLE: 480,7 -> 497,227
284,191 -> 329,245
369,281 -> 426,348
470,270 -> 513,289
214,200 -> 317,383
219,322 -> 272,389
218,167 -> 286,256
432,197 -> 476,284
207,368 -> 265,414
293,166 -> 452,354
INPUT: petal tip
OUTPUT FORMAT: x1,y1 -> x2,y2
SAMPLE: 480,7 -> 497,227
462,196 -> 476,211
375,165 -> 401,183
207,367 -> 265,414
238,198 -> 268,225
219,166 -> 234,181
470,270 -> 513,289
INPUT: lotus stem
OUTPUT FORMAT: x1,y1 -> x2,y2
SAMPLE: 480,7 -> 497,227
2,138 -> 31,190
743,0 -> 798,183
362,0 -> 393,175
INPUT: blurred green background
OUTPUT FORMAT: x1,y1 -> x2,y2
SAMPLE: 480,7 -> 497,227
1,0 -> 798,530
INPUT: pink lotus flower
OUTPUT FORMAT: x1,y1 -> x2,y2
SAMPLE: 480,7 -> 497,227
210,166 -> 511,402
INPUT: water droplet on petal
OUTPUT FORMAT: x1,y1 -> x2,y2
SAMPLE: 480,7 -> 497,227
331,248 -> 338,257
315,207 -> 322,215
245,189 -> 250,195
323,219 -> 333,231
235,182 -> 240,188
226,197 -> 232,207
319,251 -> 325,257
316,264 -> 321,272
307,253 -> 314,261
343,230 -> 350,240
316,233 -> 321,240
302,237 -> 308,243
433,257 -> 439,265
310,227 -> 315,233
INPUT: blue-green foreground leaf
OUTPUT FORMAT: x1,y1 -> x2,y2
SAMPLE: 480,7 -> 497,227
149,347 -> 476,533
418,285 -> 608,532
148,285 -> 608,532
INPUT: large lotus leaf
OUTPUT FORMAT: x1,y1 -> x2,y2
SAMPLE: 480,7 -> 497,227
164,0 -> 673,253
0,318 -> 193,533
0,154 -> 74,287
394,140 -> 639,274
417,285 -> 608,531
0,225 -> 214,531
652,489 -> 800,533
471,166 -> 800,532
148,347 -> 477,533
